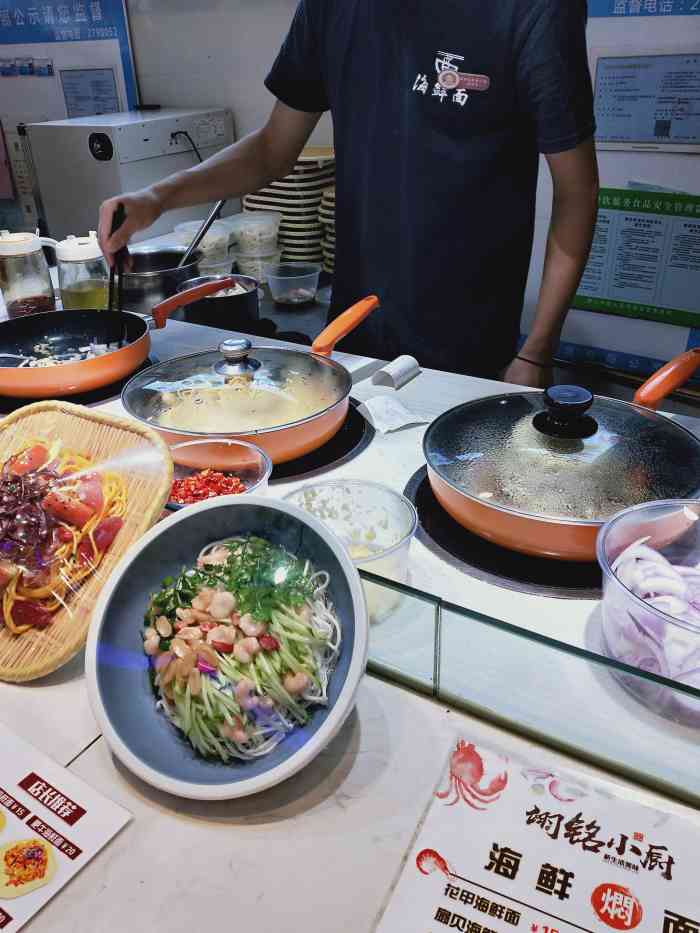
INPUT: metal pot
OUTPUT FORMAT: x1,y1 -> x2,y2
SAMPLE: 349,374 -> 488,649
423,356 -> 700,562
175,273 -> 259,330
118,246 -> 202,315
121,295 -> 380,467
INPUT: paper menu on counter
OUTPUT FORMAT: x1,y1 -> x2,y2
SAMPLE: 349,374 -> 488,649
0,723 -> 130,931
375,732 -> 696,933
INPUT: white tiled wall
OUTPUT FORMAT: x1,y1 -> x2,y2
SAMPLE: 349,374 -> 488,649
126,0 -> 332,144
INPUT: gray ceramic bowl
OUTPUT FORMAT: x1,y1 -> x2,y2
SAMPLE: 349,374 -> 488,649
85,496 -> 368,800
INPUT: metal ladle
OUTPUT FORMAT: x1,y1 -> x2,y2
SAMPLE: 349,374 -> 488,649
177,199 -> 227,269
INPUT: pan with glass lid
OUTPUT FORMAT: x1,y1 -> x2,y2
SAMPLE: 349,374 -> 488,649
423,357 -> 700,562
121,295 -> 379,467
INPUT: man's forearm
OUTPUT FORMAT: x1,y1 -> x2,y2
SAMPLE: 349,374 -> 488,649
149,102 -> 321,213
521,188 -> 598,361
152,128 -> 289,213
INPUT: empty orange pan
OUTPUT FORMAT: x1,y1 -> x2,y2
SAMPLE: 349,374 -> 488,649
121,294 -> 380,467
423,353 -> 700,562
0,277 -> 238,398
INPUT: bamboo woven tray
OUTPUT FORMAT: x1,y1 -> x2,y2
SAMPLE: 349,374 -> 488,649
0,401 -> 173,683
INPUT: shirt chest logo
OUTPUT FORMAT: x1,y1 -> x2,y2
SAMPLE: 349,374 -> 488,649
412,51 -> 491,107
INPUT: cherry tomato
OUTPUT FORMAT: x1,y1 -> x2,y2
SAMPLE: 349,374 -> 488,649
11,600 -> 53,630
92,516 -> 123,552
42,490 -> 94,528
77,517 -> 123,565
8,444 -> 48,476
259,635 -> 280,652
56,527 -> 73,544
211,640 -> 234,654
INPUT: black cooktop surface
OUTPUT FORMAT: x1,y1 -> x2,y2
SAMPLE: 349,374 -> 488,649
270,400 -> 374,483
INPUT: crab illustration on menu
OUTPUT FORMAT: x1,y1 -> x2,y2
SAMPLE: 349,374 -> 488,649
0,724 -> 130,931
375,735 -> 697,933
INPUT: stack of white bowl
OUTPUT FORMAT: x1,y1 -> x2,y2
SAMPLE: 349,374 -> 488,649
319,188 -> 336,275
243,147 -> 335,264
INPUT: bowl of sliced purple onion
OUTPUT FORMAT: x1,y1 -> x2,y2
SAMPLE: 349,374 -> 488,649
597,500 -> 700,726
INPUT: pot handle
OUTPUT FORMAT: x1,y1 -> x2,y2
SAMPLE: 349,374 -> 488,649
150,276 -> 238,329
311,295 -> 380,358
633,348 -> 700,410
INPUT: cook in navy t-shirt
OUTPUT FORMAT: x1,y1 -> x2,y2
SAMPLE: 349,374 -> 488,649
265,0 -> 595,376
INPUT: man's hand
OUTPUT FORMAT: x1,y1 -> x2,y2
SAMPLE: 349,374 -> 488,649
503,356 -> 552,389
98,189 -> 164,267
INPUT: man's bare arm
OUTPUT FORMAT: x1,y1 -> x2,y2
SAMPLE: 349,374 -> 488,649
504,137 -> 599,388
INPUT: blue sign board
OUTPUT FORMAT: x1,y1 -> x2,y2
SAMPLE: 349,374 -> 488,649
0,0 -> 138,106
589,0 -> 700,14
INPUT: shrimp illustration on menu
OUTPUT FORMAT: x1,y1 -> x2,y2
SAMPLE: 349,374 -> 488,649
375,733 -> 698,933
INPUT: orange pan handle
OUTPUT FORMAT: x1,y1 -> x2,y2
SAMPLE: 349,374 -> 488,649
634,348 -> 700,411
150,276 -> 238,329
311,295 -> 380,358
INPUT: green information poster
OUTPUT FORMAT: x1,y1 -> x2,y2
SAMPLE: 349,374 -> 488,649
574,187 -> 700,327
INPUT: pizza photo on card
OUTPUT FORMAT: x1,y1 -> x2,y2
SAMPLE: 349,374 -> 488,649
0,838 -> 56,898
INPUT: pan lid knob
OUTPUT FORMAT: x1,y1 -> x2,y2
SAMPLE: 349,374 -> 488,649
533,385 -> 598,439
214,338 -> 261,376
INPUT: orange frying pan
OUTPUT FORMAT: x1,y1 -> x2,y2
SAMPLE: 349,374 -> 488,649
121,294 -> 381,467
0,277 -> 237,398
424,351 -> 700,562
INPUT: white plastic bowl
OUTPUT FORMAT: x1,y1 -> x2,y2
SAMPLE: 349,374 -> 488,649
285,480 -> 417,623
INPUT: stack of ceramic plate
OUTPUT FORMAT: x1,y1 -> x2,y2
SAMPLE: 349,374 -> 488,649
243,147 -> 335,264
320,187 -> 336,275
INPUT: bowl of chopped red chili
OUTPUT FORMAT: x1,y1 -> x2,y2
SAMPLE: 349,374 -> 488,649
166,439 -> 272,511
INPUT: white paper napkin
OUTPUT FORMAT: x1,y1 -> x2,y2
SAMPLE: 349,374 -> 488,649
357,396 -> 428,433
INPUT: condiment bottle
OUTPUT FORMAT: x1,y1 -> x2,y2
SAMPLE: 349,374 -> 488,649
0,230 -> 56,319
56,231 -> 109,310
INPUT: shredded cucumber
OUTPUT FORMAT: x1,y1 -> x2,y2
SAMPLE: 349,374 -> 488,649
147,536 -> 341,762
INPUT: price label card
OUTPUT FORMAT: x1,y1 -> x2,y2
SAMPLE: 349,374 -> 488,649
0,723 -> 130,931
376,733 -> 697,933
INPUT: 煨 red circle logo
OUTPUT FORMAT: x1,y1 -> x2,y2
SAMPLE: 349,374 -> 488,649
591,883 -> 643,930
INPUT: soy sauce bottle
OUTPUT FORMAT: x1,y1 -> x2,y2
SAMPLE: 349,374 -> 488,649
0,230 -> 56,319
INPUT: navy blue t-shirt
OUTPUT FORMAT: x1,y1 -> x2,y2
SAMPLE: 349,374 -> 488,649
266,0 -> 594,375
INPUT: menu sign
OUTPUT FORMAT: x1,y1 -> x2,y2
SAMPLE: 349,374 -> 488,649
376,735 -> 697,933
0,723 -> 130,931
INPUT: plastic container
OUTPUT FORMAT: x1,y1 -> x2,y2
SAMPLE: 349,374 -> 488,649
228,212 -> 282,256
598,499 -> 700,727
232,249 -> 281,285
166,439 -> 272,511
54,231 -> 109,310
284,480 -> 418,623
175,220 -> 230,265
266,262 -> 321,305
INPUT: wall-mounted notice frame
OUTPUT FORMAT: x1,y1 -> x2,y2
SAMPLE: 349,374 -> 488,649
574,187 -> 700,327
592,50 -> 700,153
589,0 -> 700,15
0,1 -> 137,108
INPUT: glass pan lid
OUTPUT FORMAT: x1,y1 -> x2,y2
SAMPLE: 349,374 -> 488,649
122,341 -> 351,436
424,388 -> 700,523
